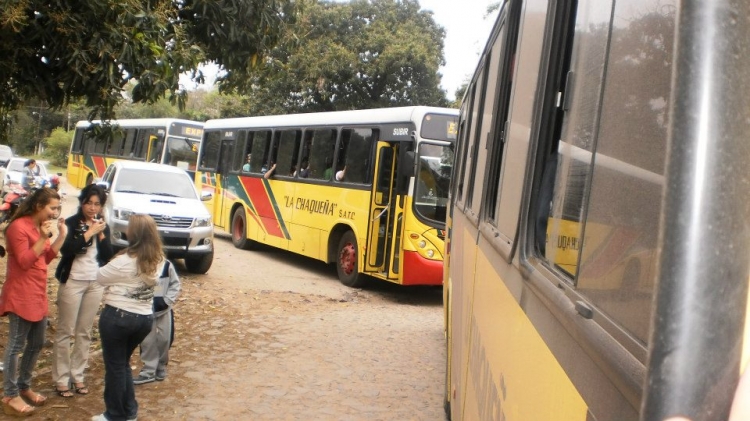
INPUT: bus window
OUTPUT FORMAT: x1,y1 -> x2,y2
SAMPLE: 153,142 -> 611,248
241,131 -> 254,173
305,129 -> 337,180
199,131 -> 222,170
228,131 -> 246,173
275,130 -> 301,177
122,129 -> 137,157
338,128 -> 375,184
249,131 -> 271,174
92,135 -> 107,155
107,130 -> 125,157
167,136 -> 201,170
133,129 -> 156,159
71,130 -> 85,153
147,134 -> 165,163
415,143 -> 453,225
464,66 -> 488,214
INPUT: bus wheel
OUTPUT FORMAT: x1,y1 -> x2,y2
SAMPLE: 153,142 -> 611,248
231,209 -> 254,250
85,173 -> 93,186
337,231 -> 365,288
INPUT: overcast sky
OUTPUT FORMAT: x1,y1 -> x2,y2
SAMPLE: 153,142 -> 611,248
184,1 -> 499,101
419,0 -> 498,99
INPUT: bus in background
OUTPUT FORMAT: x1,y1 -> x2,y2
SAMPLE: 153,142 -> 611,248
196,106 -> 458,287
444,1 -> 750,421
67,118 -> 204,188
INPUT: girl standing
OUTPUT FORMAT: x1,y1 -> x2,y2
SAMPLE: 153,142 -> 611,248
93,214 -> 163,421
0,188 -> 66,416
52,184 -> 113,397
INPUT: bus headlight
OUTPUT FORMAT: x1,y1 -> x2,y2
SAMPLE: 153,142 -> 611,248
113,209 -> 134,221
193,217 -> 211,227
419,240 -> 427,248
427,249 -> 435,258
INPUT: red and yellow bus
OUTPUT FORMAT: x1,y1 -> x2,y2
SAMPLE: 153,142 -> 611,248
196,106 -> 458,287
444,0 -> 750,420
67,118 -> 204,188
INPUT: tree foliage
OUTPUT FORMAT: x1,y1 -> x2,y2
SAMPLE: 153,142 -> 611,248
239,0 -> 448,115
43,127 -> 73,167
0,0 -> 297,142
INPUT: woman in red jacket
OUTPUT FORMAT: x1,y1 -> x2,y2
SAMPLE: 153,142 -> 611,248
0,188 -> 66,416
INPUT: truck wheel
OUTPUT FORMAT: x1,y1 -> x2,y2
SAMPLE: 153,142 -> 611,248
185,251 -> 213,274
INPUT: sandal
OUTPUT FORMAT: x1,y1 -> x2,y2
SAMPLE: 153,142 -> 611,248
19,389 -> 46,406
1,396 -> 34,417
74,383 -> 89,395
55,387 -> 74,398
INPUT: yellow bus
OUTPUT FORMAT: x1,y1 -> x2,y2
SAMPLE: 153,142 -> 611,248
196,106 -> 458,287
67,118 -> 204,188
444,1 -> 750,420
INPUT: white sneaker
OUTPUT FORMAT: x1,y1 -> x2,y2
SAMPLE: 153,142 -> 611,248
91,413 -> 136,420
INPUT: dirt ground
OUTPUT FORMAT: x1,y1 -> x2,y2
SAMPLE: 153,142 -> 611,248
0,181 -> 447,421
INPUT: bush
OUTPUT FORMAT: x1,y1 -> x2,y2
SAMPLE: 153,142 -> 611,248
43,127 -> 72,167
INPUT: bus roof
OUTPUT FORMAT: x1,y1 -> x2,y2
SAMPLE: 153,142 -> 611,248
74,118 -> 203,129
203,106 -> 458,131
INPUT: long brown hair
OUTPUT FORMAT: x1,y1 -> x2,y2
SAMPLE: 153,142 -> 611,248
4,187 -> 60,234
125,214 -> 164,287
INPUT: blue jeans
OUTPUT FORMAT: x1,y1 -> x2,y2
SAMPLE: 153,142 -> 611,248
3,313 -> 46,397
99,305 -> 153,421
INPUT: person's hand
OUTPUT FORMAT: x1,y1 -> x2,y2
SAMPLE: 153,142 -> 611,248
41,219 -> 56,238
57,217 -> 68,238
91,219 -> 107,236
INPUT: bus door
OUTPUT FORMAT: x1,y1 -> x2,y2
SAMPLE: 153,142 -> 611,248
365,142 -> 400,279
213,138 -> 235,230
146,134 -> 165,163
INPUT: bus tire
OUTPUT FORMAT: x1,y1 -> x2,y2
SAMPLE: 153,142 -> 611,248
231,208 -> 255,250
86,173 -> 93,186
185,251 -> 213,274
336,231 -> 365,288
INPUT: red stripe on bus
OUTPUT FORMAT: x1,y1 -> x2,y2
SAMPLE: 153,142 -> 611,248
92,156 -> 108,177
401,251 -> 443,286
240,178 -> 285,238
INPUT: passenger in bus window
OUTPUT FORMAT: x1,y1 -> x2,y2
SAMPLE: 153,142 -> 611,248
289,164 -> 297,177
298,160 -> 309,178
335,166 -> 346,181
242,154 -> 251,172
263,162 -> 276,179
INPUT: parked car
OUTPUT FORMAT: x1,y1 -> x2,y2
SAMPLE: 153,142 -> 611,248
0,145 -> 13,167
96,161 -> 214,274
1,157 -> 61,195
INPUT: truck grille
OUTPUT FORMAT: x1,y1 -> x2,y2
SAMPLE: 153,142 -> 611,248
150,214 -> 193,229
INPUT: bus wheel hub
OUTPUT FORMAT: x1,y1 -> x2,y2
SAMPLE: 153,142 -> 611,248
340,243 -> 356,274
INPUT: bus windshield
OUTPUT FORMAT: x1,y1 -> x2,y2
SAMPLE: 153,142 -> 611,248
165,137 -> 200,170
414,143 -> 453,227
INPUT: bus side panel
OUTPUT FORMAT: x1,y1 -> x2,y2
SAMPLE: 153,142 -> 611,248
463,242 -> 589,421
197,171 -> 220,225
239,177 -> 290,250
254,178 -> 295,250
83,154 -> 110,182
66,154 -> 83,189
287,223 -> 321,259
447,210 -> 478,421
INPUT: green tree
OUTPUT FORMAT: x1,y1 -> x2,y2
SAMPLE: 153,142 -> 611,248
0,0 -> 297,142
239,0 -> 448,115
451,82 -> 468,108
43,127 -> 73,167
